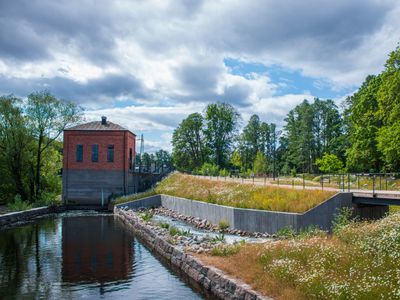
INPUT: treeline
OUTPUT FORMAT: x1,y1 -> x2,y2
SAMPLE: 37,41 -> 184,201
172,46 -> 400,175
135,150 -> 172,173
0,91 -> 82,205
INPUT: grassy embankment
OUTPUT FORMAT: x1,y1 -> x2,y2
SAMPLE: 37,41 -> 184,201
116,173 -> 335,213
198,211 -> 400,299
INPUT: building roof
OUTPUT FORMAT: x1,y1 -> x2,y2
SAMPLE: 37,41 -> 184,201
66,120 -> 135,134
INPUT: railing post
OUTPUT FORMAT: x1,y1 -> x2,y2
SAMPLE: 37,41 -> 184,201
357,175 -> 360,190
321,174 -> 324,190
372,175 -> 376,196
303,173 -> 305,189
292,179 -> 294,188
348,173 -> 350,191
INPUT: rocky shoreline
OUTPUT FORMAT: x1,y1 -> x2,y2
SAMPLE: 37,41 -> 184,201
115,206 -> 270,300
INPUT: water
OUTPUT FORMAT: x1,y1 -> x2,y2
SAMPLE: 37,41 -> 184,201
0,212 -> 206,299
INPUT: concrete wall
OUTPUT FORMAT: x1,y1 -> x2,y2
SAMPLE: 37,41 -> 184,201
161,195 -> 235,228
0,206 -> 65,228
117,193 -> 355,233
63,169 -> 125,205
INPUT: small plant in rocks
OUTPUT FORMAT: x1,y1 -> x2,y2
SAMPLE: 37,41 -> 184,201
211,232 -> 225,243
169,226 -> 192,237
139,210 -> 154,222
218,219 -> 230,232
276,226 -> 295,239
211,241 -> 244,257
158,222 -> 170,229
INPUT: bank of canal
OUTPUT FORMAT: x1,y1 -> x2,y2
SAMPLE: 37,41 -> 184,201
0,211 -> 209,299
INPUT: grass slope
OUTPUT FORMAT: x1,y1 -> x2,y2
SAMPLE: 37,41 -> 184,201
117,173 -> 335,213
198,212 -> 400,299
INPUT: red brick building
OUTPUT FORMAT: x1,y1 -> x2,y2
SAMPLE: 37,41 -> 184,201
62,117 -> 136,206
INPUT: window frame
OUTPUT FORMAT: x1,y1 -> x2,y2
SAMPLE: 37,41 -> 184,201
107,144 -> 114,162
91,144 -> 99,162
76,144 -> 83,162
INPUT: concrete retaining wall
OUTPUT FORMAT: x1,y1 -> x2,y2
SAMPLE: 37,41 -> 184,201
0,206 -> 65,228
117,193 -> 354,233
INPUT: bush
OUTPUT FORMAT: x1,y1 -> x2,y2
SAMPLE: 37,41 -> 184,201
35,192 -> 62,207
139,210 -> 154,222
211,241 -> 244,256
219,169 -> 230,177
7,195 -> 32,211
276,226 -> 295,239
332,207 -> 354,235
199,163 -> 219,176
218,219 -> 230,232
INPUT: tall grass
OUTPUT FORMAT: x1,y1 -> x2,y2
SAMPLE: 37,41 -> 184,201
199,212 -> 400,299
152,173 -> 335,213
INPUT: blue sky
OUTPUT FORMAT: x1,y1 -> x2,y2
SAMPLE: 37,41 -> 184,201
0,0 -> 399,152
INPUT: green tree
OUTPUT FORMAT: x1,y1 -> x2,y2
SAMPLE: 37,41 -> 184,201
230,150 -> 242,171
238,114 -> 261,169
205,102 -> 239,168
172,112 -> 207,171
315,153 -> 344,174
253,151 -> 268,175
376,46 -> 400,170
0,95 -> 32,201
26,91 -> 83,198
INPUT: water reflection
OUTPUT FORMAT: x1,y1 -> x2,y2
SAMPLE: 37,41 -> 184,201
0,213 -> 205,299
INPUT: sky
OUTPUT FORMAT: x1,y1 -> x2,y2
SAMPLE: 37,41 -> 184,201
0,0 -> 399,152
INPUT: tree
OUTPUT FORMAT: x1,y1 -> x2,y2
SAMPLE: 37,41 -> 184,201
238,114 -> 261,169
172,113 -> 207,171
26,91 -> 83,198
205,102 -> 239,168
230,150 -> 242,171
0,95 -> 32,201
345,75 -> 383,172
376,46 -> 400,170
315,153 -> 344,174
253,151 -> 268,175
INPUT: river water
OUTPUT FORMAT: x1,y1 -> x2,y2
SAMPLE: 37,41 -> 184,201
0,212 -> 206,299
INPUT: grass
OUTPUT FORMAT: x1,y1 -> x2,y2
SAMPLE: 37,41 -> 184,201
168,225 -> 191,237
150,173 -> 335,213
197,212 -> 400,299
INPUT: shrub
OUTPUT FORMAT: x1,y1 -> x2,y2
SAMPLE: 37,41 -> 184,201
158,222 -> 170,229
211,232 -> 225,243
211,241 -> 244,256
199,163 -> 219,176
276,226 -> 295,239
169,226 -> 191,237
7,195 -> 32,211
218,219 -> 230,232
139,210 -> 154,222
332,207 -> 354,235
35,192 -> 62,207
219,168 -> 230,177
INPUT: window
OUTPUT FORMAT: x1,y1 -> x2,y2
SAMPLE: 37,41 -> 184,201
92,144 -> 99,162
129,148 -> 133,169
76,144 -> 83,162
107,145 -> 114,162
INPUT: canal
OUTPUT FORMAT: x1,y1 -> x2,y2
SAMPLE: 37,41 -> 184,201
0,212 -> 207,299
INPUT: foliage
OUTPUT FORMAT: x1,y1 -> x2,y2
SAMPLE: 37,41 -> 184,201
218,219 -> 230,232
211,232 -> 225,243
204,213 -> 400,299
332,207 -> 354,235
210,241 -> 244,257
253,151 -> 268,175
171,113 -> 207,171
315,153 -> 344,174
276,226 -> 296,239
138,210 -> 154,222
199,162 -> 219,176
168,225 -> 191,237
6,195 -> 32,211
158,222 -> 170,229
204,102 -> 240,168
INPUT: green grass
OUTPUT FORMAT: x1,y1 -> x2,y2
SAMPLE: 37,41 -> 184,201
200,212 -> 400,299
149,173 -> 335,213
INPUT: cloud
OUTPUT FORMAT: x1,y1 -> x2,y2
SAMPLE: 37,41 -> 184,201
1,0 -> 399,150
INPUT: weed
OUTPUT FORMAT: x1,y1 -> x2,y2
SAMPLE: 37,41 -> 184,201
158,222 -> 170,229
211,232 -> 225,243
211,241 -> 244,256
332,207 -> 354,234
7,195 -> 32,211
218,219 -> 230,232
139,210 -> 154,222
169,226 -> 191,237
276,226 -> 295,239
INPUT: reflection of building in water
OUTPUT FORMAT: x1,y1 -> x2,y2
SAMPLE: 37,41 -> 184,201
62,216 -> 133,284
